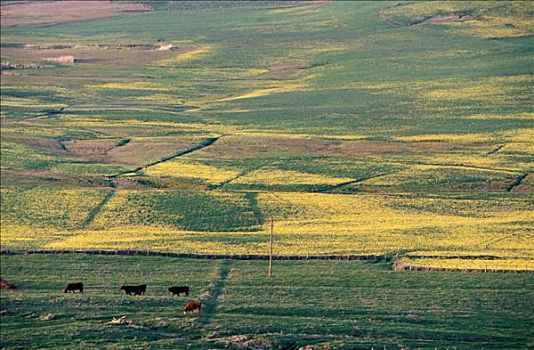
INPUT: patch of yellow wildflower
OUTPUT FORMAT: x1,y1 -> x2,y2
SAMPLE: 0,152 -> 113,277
382,1 -> 534,39
145,160 -> 240,184
156,45 -> 211,65
500,128 -> 534,143
135,94 -> 185,104
233,169 -> 353,186
88,81 -> 172,91
217,84 -> 305,102
0,224 -> 68,250
452,15 -> 534,39
0,187 -> 106,229
42,226 -> 271,255
394,133 -> 492,143
230,131 -> 367,141
257,192 -> 533,254
400,258 -> 534,271
418,154 -> 517,172
423,75 -> 532,101
465,113 -> 534,120
407,250 -> 534,259
270,5 -> 320,15
1,96 -> 67,109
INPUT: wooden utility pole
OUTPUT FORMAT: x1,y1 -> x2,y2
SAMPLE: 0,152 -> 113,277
268,216 -> 274,277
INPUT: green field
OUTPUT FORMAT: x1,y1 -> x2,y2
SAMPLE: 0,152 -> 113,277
1,254 -> 532,349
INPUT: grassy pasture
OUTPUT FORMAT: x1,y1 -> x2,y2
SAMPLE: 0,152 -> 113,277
1,254 -> 533,349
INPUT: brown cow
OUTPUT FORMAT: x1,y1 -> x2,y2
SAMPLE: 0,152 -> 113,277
183,300 -> 201,315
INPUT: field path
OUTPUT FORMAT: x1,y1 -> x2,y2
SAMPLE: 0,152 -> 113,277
77,180 -> 117,229
505,173 -> 528,192
245,192 -> 264,225
196,259 -> 232,327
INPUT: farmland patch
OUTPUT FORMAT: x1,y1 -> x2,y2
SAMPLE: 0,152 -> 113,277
0,1 -> 153,27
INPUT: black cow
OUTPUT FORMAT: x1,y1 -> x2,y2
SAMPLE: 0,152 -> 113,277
64,282 -> 83,293
168,285 -> 189,296
120,284 -> 146,296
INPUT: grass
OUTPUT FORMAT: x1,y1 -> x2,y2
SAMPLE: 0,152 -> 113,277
0,254 -> 532,349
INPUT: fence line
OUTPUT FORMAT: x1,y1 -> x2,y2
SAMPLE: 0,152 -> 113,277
1,249 -> 376,261
3,249 -> 532,274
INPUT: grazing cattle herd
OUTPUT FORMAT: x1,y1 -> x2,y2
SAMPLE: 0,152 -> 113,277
64,282 -> 201,315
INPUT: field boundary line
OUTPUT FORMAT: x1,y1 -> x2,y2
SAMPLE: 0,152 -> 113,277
3,250 -> 532,274
5,249 -> 376,261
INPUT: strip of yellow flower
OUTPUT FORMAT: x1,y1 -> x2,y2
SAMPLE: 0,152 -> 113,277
135,94 -> 185,104
400,258 -> 534,271
418,154 -> 517,172
258,192 -> 533,252
500,128 -> 534,143
230,131 -> 367,141
1,187 -> 107,230
43,226 -> 273,255
451,15 -> 534,39
1,96 -> 67,109
407,250 -> 534,259
270,5 -> 319,15
233,169 -> 353,186
394,133 -> 492,143
145,160 -> 240,184
0,224 -> 68,250
464,113 -> 534,120
156,45 -> 211,65
423,75 -> 532,101
217,84 -> 305,102
87,82 -> 172,91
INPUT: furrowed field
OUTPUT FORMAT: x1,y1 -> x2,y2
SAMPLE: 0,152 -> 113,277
1,254 -> 533,349
0,1 -> 533,348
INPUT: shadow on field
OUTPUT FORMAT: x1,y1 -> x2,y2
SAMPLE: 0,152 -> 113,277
196,259 -> 232,327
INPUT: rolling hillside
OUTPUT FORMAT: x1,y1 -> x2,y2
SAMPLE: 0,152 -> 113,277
1,1 -> 533,269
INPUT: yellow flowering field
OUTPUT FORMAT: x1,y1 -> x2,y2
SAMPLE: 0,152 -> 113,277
399,258 -> 533,271
145,160 -> 240,185
233,169 -> 353,187
87,81 -> 173,91
0,187 -> 107,229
